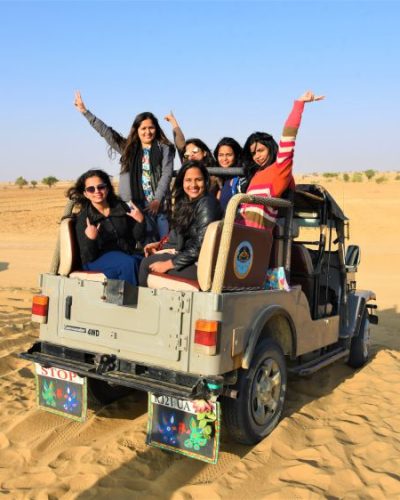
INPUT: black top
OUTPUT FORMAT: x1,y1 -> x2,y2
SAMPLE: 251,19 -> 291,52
75,199 -> 145,265
165,194 -> 223,271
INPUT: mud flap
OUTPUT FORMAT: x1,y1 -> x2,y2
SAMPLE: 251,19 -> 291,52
146,393 -> 220,464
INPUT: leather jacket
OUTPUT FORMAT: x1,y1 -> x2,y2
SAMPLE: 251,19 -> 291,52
167,194 -> 222,270
75,199 -> 145,265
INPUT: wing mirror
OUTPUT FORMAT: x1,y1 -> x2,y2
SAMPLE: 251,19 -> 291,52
345,245 -> 361,271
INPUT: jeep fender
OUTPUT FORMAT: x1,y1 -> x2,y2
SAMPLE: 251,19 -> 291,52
344,290 -> 376,338
242,305 -> 297,370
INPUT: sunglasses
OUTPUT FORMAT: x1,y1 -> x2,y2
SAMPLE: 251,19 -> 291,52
85,183 -> 108,193
183,147 -> 202,159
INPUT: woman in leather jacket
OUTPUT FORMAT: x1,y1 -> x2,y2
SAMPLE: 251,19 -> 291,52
138,161 -> 222,286
67,169 -> 145,286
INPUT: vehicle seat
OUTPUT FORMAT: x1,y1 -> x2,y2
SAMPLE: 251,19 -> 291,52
58,218 -> 106,282
147,221 -> 273,292
290,243 -> 315,307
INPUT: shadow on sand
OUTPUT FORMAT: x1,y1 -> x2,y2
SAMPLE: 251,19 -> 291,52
76,306 -> 399,499
0,262 -> 9,272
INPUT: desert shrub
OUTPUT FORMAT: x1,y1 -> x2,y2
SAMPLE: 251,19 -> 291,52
364,169 -> 376,180
15,176 -> 28,188
31,180 -> 38,188
322,172 -> 339,178
42,176 -> 59,188
375,175 -> 387,184
395,174 -> 400,181
343,173 -> 350,182
352,173 -> 363,182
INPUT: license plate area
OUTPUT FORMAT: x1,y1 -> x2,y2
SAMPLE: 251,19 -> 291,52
147,393 -> 220,464
34,363 -> 87,422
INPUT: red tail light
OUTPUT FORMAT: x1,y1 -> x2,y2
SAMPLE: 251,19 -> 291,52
32,295 -> 49,324
194,320 -> 219,355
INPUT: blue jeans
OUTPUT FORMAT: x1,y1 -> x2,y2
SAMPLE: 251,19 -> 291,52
83,251 -> 143,286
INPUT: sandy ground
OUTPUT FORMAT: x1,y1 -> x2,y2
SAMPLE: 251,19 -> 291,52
0,177 -> 399,499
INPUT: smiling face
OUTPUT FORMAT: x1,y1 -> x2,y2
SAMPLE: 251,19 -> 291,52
83,175 -> 109,205
184,143 -> 207,161
217,145 -> 235,168
138,118 -> 156,146
183,167 -> 206,201
250,142 -> 270,168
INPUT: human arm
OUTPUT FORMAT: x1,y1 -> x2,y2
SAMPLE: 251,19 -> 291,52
149,259 -> 175,273
73,90 -> 125,154
164,111 -> 186,160
74,211 -> 100,264
153,143 -> 175,206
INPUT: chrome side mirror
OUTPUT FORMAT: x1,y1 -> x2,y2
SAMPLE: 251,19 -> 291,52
345,244 -> 361,270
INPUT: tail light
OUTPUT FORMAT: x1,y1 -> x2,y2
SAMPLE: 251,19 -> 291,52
32,295 -> 49,324
194,320 -> 220,355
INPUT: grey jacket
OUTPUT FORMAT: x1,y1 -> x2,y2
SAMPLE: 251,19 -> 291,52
83,110 -> 174,203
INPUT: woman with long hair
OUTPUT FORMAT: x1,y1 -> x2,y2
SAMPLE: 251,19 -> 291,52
67,169 -> 145,286
238,90 -> 324,231
74,92 -> 175,241
213,136 -> 246,210
138,160 -> 222,286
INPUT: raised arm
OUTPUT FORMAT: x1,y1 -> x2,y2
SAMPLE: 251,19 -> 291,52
164,111 -> 186,160
74,90 -> 125,154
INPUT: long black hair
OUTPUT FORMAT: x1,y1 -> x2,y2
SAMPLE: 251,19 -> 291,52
169,160 -> 210,233
214,137 -> 242,167
183,138 -> 215,168
66,169 -> 119,208
242,132 -> 279,179
106,111 -> 173,174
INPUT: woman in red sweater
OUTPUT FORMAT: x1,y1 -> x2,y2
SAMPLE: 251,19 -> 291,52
238,90 -> 324,230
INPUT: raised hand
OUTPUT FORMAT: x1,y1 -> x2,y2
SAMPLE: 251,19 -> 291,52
127,202 -> 144,223
85,217 -> 100,240
164,111 -> 179,128
298,91 -> 325,103
74,90 -> 87,113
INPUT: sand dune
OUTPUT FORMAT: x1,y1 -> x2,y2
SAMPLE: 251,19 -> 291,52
0,177 -> 399,498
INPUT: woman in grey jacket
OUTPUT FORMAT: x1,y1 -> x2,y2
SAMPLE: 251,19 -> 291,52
74,91 -> 175,242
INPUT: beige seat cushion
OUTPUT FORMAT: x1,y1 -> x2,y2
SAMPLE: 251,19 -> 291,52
147,272 -> 199,291
69,271 -> 107,282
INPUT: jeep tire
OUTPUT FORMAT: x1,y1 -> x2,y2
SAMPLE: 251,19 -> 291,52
222,339 -> 287,445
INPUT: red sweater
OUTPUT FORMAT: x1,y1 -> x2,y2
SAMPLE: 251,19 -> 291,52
238,100 -> 305,230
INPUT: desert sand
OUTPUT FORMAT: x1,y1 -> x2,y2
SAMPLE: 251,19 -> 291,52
0,176 -> 399,499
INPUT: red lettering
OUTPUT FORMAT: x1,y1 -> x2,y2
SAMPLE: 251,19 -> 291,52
58,369 -> 68,380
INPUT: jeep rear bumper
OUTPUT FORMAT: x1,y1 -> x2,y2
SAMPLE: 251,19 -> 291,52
20,342 -> 223,400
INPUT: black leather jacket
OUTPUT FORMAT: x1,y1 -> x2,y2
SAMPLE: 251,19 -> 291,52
166,194 -> 222,270
75,199 -> 145,265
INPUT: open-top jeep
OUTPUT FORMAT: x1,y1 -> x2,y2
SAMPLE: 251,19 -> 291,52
21,184 -> 377,447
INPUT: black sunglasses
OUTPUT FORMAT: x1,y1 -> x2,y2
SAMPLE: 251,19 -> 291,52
85,183 -> 108,193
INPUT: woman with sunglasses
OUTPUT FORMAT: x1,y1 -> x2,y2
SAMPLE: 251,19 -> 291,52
138,160 -> 222,286
67,169 -> 145,286
238,90 -> 324,231
74,91 -> 175,242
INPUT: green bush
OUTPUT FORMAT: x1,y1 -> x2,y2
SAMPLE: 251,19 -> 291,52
42,176 -> 59,188
364,169 -> 376,180
352,173 -> 363,182
395,174 -> 400,181
322,172 -> 339,178
343,173 -> 350,182
31,180 -> 38,188
15,176 -> 28,188
375,175 -> 387,184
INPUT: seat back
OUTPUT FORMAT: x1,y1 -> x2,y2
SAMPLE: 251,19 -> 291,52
290,243 -> 314,306
58,217 -> 81,276
57,217 -> 106,282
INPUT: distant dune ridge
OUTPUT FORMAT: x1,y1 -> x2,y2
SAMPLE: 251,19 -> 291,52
0,175 -> 399,498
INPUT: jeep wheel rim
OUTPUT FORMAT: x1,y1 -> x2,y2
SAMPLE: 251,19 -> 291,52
251,358 -> 282,426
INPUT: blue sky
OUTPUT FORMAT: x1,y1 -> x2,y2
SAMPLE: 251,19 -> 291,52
0,0 -> 398,182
